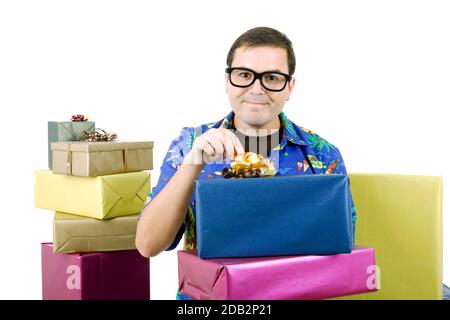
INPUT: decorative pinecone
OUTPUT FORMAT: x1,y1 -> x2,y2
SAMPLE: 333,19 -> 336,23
221,167 -> 235,179
78,129 -> 117,142
221,167 -> 262,179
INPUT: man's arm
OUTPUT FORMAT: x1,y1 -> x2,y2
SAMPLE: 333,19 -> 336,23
135,155 -> 203,257
135,127 -> 244,257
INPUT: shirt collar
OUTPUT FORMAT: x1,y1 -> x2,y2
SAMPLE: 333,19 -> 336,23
212,111 -> 307,148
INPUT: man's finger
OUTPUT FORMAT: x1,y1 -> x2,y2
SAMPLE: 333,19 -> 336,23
205,135 -> 224,161
229,132 -> 245,155
224,136 -> 236,161
214,130 -> 234,161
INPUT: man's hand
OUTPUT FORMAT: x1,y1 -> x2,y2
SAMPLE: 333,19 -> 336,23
183,128 -> 245,166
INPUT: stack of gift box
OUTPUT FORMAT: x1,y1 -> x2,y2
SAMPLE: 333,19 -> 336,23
177,174 -> 379,300
35,116 -> 153,300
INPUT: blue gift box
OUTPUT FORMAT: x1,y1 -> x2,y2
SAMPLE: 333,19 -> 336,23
195,174 -> 353,259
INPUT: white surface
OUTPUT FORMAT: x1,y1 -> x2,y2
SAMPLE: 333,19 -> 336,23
0,0 -> 448,299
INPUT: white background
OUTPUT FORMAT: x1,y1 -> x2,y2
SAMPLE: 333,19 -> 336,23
0,0 -> 449,299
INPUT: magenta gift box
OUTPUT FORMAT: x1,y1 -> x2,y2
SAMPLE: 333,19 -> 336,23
178,247 -> 377,300
41,243 -> 150,300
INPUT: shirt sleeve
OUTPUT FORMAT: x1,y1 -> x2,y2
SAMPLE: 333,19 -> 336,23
139,127 -> 194,251
323,147 -> 357,243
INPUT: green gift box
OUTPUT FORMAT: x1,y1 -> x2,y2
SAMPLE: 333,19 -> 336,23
48,121 -> 95,168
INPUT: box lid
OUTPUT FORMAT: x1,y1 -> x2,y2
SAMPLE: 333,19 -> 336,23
51,141 -> 154,152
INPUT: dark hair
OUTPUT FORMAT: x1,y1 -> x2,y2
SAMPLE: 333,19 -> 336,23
226,27 -> 296,76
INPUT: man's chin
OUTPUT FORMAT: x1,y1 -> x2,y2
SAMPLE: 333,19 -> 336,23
239,114 -> 270,127
233,106 -> 278,128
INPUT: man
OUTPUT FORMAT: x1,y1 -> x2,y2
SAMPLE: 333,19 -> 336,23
136,26 -> 356,258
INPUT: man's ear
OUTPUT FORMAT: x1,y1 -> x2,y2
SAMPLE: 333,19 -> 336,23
225,73 -> 229,94
286,77 -> 296,101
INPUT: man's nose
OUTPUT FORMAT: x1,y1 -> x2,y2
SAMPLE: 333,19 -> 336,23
248,78 -> 266,94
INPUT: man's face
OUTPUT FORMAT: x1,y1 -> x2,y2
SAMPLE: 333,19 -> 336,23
225,45 -> 295,129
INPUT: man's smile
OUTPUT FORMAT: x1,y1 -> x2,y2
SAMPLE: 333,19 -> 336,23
244,101 -> 268,105
243,101 -> 269,110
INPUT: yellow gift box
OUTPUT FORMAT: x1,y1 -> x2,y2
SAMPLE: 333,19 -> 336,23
336,173 -> 443,300
35,170 -> 150,219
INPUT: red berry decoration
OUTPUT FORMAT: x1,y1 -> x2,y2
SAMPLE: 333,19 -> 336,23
71,114 -> 88,122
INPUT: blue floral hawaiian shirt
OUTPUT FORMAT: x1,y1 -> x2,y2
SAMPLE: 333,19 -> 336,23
143,111 -> 357,251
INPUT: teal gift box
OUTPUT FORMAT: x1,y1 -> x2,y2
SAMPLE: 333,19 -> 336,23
47,120 -> 95,168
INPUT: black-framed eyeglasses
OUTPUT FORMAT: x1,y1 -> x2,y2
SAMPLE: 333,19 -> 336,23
225,67 -> 292,92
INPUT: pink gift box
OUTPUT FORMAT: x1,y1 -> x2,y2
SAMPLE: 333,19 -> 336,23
178,247 -> 377,300
41,243 -> 150,300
